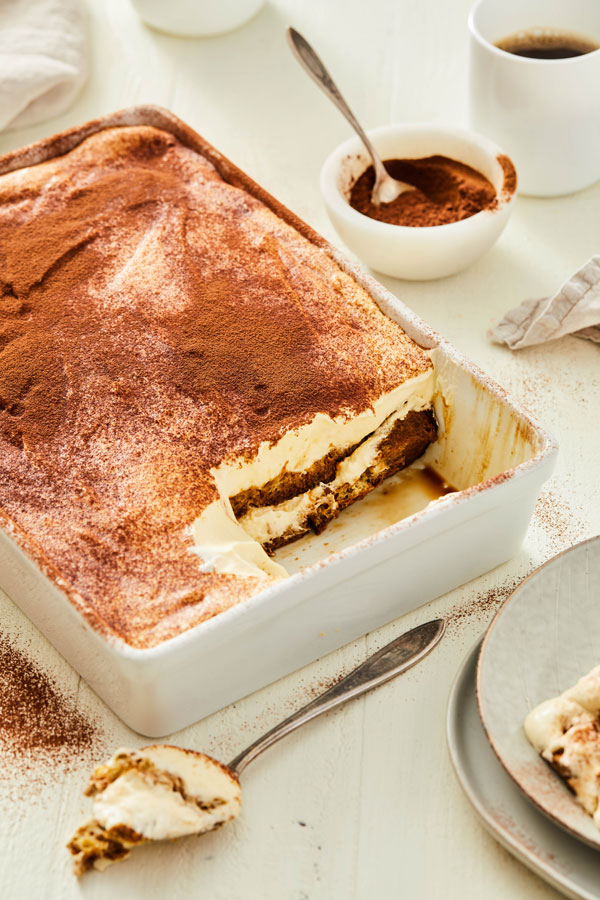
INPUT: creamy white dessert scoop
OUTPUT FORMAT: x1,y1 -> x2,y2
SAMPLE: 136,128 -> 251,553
68,745 -> 241,875
68,619 -> 444,875
525,664 -> 600,828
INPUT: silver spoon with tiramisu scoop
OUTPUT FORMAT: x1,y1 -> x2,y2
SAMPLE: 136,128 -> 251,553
286,26 -> 415,206
68,618 -> 445,875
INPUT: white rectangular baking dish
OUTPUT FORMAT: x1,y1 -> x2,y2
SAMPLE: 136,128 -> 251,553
0,107 -> 557,736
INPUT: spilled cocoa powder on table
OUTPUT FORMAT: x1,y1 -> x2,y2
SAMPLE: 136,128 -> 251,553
0,631 -> 103,781
349,155 -> 498,226
446,577 -> 523,636
532,490 -> 587,554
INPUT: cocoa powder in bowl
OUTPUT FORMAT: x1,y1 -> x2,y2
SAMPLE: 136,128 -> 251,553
349,155 -> 499,227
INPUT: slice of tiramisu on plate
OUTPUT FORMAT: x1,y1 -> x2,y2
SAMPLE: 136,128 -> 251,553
525,665 -> 600,828
68,746 -> 241,875
0,124 -> 438,648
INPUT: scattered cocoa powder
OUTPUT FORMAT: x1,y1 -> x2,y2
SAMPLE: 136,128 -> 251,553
446,577 -> 523,636
0,631 -> 103,776
532,490 -> 587,554
441,492 -> 587,638
349,155 -> 498,227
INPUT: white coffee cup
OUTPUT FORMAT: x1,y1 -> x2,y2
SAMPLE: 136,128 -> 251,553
468,0 -> 600,196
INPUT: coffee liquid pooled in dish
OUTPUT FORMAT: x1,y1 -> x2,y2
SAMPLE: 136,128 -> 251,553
496,29 -> 599,59
349,155 -> 497,227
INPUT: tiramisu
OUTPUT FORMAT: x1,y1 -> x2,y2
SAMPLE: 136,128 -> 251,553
68,746 -> 241,874
0,124 -> 437,648
525,665 -> 600,828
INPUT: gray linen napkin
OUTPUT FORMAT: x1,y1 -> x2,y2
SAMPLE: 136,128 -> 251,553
0,0 -> 88,132
490,255 -> 600,350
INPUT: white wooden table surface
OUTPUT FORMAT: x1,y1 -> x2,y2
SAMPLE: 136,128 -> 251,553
1,1 -> 599,898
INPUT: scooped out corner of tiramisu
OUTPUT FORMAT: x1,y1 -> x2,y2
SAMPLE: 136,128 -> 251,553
191,384 -> 439,580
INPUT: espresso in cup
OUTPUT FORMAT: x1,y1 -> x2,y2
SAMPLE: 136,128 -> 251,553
468,0 -> 600,195
496,28 -> 599,59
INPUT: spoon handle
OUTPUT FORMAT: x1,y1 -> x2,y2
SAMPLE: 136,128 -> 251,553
286,27 -> 389,187
228,618 -> 445,775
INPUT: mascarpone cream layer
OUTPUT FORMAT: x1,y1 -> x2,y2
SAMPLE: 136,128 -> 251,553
525,665 -> 600,826
92,746 -> 241,841
239,404 -> 421,546
191,366 -> 435,578
239,482 -> 333,547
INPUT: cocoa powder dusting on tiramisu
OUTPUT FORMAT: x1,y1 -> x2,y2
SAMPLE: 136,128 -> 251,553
0,125 -> 433,648
0,631 -> 103,791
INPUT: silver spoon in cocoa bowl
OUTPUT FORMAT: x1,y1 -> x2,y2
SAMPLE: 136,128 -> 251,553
287,26 -> 415,206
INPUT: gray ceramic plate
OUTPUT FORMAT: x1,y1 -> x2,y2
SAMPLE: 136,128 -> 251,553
476,537 -> 600,850
448,642 -> 600,900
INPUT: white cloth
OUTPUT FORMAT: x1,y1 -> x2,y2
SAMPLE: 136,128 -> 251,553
489,255 -> 600,350
0,0 -> 88,132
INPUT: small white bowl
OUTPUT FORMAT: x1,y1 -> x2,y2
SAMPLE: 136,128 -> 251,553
320,124 -> 516,281
130,0 -> 265,37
